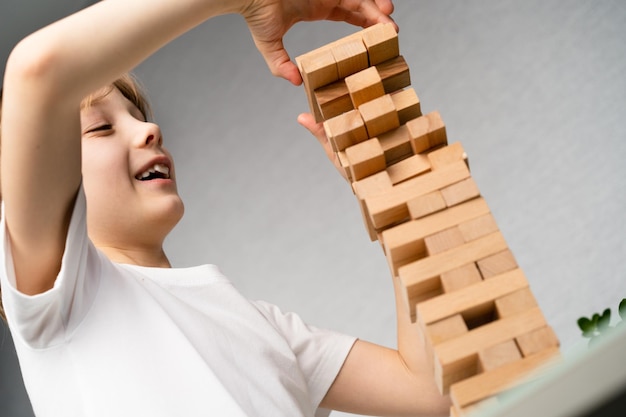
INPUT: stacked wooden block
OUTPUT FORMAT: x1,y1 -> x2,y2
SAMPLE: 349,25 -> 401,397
296,23 -> 561,416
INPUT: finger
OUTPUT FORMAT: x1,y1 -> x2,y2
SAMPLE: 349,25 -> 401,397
326,0 -> 397,30
297,112 -> 348,180
252,37 -> 303,86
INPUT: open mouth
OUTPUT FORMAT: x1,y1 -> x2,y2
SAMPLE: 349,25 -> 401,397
135,163 -> 171,181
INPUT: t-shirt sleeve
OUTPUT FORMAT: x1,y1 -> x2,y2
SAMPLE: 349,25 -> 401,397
252,299 -> 357,415
0,185 -> 101,348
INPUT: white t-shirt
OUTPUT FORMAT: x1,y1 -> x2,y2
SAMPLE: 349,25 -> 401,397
0,187 -> 356,417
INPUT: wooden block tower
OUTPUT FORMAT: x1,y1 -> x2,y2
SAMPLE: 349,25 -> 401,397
296,23 -> 560,416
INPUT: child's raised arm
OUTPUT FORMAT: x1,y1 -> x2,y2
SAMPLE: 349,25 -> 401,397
0,0 -> 394,296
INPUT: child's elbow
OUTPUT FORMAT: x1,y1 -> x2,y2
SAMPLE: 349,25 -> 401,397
5,34 -> 67,95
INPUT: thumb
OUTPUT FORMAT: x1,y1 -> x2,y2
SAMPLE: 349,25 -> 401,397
253,37 -> 303,86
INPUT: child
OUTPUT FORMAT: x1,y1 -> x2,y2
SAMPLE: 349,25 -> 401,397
0,0 -> 449,416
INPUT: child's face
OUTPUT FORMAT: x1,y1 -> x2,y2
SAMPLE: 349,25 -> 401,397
80,88 -> 184,250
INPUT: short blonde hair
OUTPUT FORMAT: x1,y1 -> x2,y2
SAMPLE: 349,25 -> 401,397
0,74 -> 151,322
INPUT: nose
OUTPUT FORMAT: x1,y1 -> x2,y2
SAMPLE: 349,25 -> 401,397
136,121 -> 163,148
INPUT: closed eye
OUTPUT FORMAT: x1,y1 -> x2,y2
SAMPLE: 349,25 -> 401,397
87,124 -> 113,133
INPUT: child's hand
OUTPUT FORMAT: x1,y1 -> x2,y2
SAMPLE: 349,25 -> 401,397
242,0 -> 396,85
297,112 -> 348,181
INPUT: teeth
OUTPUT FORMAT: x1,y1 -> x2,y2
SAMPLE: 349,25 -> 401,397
154,163 -> 170,177
136,163 -> 170,180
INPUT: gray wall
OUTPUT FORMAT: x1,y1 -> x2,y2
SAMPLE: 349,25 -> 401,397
2,1 -> 626,416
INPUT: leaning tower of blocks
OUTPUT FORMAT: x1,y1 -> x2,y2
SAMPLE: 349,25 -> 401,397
296,23 -> 561,416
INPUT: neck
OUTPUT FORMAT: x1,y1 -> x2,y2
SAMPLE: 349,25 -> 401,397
97,244 -> 172,268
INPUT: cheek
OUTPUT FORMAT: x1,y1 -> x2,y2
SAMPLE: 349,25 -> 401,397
81,142 -> 128,190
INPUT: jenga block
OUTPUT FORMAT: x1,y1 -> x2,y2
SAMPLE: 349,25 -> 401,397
449,347 -> 560,409
330,39 -> 369,78
495,287 -> 538,318
399,231 -> 509,310
361,22 -> 399,65
515,326 -> 560,357
366,161 -> 471,230
440,177 -> 481,207
382,197 -> 491,275
456,397 -> 499,417
391,88 -> 422,124
377,125 -> 413,165
477,249 -> 518,279
478,339 -> 522,372
427,141 -> 467,170
353,171 -> 394,241
386,153 -> 431,185
440,263 -> 483,293
406,111 -> 447,154
424,227 -> 465,255
336,150 -> 352,182
345,66 -> 385,108
345,138 -> 386,181
315,80 -> 352,120
417,268 -> 529,329
406,190 -> 446,220
299,49 -> 339,91
426,314 -> 469,346
358,94 -> 400,138
425,314 -> 469,374
433,307 -> 548,393
323,109 -> 368,152
458,213 -> 499,242
313,55 -> 411,122
377,55 -> 411,93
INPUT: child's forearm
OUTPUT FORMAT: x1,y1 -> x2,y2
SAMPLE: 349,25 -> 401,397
5,0 -> 243,104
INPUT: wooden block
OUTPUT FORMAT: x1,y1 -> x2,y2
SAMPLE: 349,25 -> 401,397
441,177 -> 481,207
495,287 -> 538,319
358,94 -> 400,138
406,111 -> 447,153
323,109 -> 368,152
457,397 -> 499,417
382,197 -> 491,275
353,171 -> 393,241
515,326 -> 560,357
477,249 -> 518,279
315,80 -> 352,120
345,138 -> 386,181
417,268 -> 529,329
299,49 -> 339,91
424,226 -> 465,256
406,190 -> 446,220
386,153 -> 431,185
377,124 -> 413,165
336,150 -> 352,182
345,66 -> 385,109
434,307 -> 548,393
399,231 -> 509,310
312,55 -> 410,122
478,339 -> 522,372
449,347 -> 560,409
427,141 -> 468,170
458,213 -> 499,242
377,55 -> 411,93
391,88 -> 422,124
426,314 -> 469,346
361,22 -> 399,65
330,39 -> 369,79
440,263 -> 483,293
425,315 -> 469,374
366,161 -> 471,230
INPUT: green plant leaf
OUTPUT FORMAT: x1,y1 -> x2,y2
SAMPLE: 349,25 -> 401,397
598,308 -> 612,330
619,298 -> 626,320
578,316 -> 594,333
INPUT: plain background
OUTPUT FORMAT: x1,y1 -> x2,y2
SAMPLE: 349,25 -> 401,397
1,1 -> 625,416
